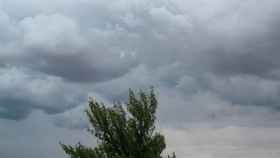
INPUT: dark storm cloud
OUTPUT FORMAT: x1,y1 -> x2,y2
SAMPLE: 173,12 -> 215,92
0,67 -> 87,119
0,13 -> 139,83
0,98 -> 32,120
0,0 -> 280,121
208,27 -> 280,79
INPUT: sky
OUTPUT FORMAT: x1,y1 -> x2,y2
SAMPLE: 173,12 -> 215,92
0,0 -> 280,157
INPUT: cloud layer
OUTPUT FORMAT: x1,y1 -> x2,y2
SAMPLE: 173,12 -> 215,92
1,0 -> 280,157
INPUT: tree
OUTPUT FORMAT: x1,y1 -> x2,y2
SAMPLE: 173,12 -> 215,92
60,88 -> 176,158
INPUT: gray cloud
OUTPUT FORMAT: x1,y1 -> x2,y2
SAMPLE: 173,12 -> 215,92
0,110 -> 95,158
1,0 -> 280,157
0,0 -> 280,122
0,67 -> 86,119
163,126 -> 280,158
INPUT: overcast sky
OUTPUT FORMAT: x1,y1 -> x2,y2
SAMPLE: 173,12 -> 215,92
1,0 -> 280,157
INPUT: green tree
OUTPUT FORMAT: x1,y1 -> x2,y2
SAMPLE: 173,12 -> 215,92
60,88 -> 176,158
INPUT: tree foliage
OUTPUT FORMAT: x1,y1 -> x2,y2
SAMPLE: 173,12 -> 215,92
60,88 -> 176,158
